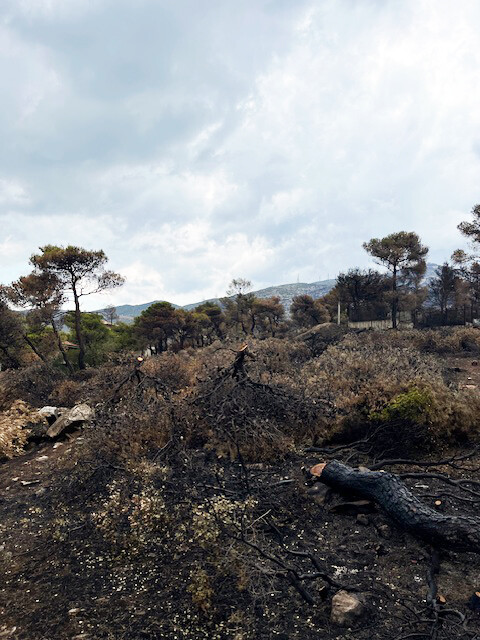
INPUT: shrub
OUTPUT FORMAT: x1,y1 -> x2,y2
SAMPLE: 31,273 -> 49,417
299,333 -> 480,454
49,379 -> 85,406
0,363 -> 66,409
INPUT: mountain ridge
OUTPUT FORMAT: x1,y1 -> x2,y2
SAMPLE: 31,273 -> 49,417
96,263 -> 440,324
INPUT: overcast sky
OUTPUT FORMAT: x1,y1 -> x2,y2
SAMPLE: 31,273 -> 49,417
1,0 -> 479,309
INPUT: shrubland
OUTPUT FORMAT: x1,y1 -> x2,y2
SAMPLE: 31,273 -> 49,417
1,326 -> 480,639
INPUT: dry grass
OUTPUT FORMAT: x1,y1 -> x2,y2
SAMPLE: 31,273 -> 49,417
0,399 -> 46,459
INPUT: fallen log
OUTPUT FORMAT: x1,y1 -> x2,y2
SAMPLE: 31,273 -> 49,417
310,460 -> 480,553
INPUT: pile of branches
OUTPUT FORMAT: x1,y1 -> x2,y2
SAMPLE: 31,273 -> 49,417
186,344 -> 329,462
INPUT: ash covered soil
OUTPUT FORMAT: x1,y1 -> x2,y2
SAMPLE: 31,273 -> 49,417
0,341 -> 479,639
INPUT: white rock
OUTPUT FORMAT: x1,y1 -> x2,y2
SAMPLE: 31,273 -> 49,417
331,590 -> 365,626
46,404 -> 93,439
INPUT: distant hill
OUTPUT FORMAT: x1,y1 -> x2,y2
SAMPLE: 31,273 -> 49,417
99,301 -> 180,324
182,279 -> 337,313
96,263 -> 440,324
95,280 -> 336,323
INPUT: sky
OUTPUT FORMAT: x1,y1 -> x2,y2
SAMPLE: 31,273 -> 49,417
1,0 -> 480,309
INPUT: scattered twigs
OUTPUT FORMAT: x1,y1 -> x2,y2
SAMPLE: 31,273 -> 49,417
370,447 -> 480,472
399,473 -> 480,500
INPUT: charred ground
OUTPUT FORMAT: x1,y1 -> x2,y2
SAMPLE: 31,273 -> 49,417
1,326 -> 480,639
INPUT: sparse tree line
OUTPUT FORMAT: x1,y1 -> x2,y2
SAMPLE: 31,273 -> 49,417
1,206 -> 480,369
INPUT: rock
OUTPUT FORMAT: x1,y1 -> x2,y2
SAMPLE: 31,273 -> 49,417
38,406 -> 67,425
46,404 -> 93,439
377,524 -> 392,539
331,590 -> 365,625
307,483 -> 330,506
356,514 -> 369,526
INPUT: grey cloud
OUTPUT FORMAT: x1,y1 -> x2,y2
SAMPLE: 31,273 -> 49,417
0,0 -> 479,308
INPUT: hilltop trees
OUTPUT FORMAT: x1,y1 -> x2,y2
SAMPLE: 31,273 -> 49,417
452,205 -> 480,320
222,279 -> 257,335
363,232 -> 428,328
429,263 -> 458,324
30,246 -> 124,369
102,305 -> 119,326
64,312 -> 111,367
133,302 -> 178,354
253,296 -> 285,337
194,302 -> 224,341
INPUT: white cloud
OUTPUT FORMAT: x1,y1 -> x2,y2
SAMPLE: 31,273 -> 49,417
0,0 -> 479,308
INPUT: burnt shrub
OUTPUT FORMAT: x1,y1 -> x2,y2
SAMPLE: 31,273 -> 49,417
299,333 -> 480,455
0,363 -> 66,409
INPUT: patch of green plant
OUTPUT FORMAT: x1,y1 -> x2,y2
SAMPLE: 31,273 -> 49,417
369,386 -> 434,425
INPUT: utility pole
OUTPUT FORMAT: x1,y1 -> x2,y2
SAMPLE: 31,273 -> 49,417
337,300 -> 341,325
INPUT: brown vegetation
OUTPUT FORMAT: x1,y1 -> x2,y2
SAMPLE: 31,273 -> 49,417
0,327 -> 480,639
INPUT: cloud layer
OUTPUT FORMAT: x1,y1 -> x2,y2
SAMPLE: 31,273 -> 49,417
1,0 -> 479,308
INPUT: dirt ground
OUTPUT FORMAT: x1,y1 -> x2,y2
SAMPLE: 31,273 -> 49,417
0,355 -> 480,639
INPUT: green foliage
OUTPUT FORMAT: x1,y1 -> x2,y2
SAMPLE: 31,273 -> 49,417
363,231 -> 428,327
64,312 -> 111,366
29,245 -> 124,369
0,298 -> 25,369
370,387 -> 434,425
335,268 -> 390,321
133,301 -> 178,353
290,294 -> 329,328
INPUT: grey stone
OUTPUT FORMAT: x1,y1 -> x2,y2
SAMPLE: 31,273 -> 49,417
46,404 -> 93,439
331,590 -> 365,625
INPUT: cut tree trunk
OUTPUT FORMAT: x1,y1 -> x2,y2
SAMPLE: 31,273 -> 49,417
311,460 -> 480,553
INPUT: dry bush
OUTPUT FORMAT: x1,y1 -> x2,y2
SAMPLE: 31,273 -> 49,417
141,350 -> 199,391
300,335 -> 443,416
360,326 -> 480,355
296,323 -> 348,357
0,363 -> 66,409
0,399 -> 46,459
181,343 -> 324,462
245,338 -> 311,380
298,333 -> 480,454
48,379 -> 85,406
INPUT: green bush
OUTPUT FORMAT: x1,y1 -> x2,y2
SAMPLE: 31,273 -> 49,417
370,387 -> 434,426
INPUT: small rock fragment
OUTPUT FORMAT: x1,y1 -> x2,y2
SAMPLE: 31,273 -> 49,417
356,514 -> 369,526
377,524 -> 391,539
20,480 -> 40,486
307,484 -> 330,506
331,590 -> 365,625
